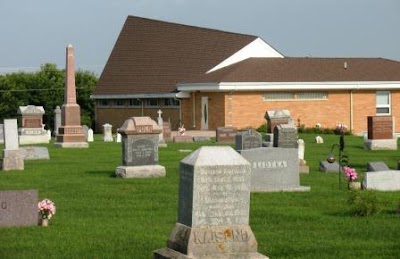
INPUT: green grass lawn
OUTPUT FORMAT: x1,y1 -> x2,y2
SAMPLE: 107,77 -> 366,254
1,134 -> 400,258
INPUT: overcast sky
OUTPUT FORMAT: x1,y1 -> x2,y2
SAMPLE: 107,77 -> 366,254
1,0 -> 399,76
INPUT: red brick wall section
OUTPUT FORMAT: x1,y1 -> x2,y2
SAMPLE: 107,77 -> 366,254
95,107 -> 180,133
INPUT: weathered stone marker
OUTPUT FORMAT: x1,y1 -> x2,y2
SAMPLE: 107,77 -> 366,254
216,126 -> 237,143
235,129 -> 262,151
18,105 -> 49,145
115,117 -> 165,178
0,190 -> 38,227
153,146 -> 268,258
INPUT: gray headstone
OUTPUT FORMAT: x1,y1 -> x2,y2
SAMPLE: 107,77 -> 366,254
122,136 -> 158,166
54,106 -> 61,136
154,146 -> 267,258
87,128 -> 94,142
362,170 -> 400,191
116,117 -> 165,178
241,147 -> 309,192
367,162 -> 390,172
0,190 -> 38,227
82,125 -> 89,141
235,129 -> 262,151
273,124 -> 298,148
193,136 -> 211,142
20,147 -> 50,160
0,124 -> 4,144
319,161 -> 339,173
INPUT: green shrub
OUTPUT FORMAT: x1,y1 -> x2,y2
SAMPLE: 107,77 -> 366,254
256,123 -> 267,133
348,190 -> 381,216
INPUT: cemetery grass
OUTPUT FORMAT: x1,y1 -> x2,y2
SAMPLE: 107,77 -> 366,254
0,134 -> 399,258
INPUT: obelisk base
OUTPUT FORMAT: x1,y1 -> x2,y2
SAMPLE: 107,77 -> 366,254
54,125 -> 88,148
153,223 -> 268,259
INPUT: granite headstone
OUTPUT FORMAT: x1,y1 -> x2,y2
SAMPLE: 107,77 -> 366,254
0,190 -> 38,227
153,146 -> 268,258
241,147 -> 309,192
216,126 -> 237,143
366,162 -> 390,172
362,171 -> 400,191
235,129 -> 262,151
273,124 -> 298,148
115,117 -> 165,178
20,147 -> 50,160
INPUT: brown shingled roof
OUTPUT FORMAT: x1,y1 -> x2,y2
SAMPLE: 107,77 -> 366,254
185,57 -> 400,83
93,16 -> 258,95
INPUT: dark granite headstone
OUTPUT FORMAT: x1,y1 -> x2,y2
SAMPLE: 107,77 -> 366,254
367,162 -> 390,172
0,190 -> 38,227
122,135 -> 158,166
273,124 -> 298,148
235,129 -> 262,151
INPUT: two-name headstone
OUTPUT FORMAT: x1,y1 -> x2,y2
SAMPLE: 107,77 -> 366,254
153,146 -> 268,258
115,117 -> 166,178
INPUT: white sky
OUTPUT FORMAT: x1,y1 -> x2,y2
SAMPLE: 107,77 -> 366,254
0,0 -> 399,76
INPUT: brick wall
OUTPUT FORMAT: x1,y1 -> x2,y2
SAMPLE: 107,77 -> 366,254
95,107 -> 180,133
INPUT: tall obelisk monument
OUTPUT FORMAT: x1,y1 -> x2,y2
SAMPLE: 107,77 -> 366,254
54,44 -> 88,148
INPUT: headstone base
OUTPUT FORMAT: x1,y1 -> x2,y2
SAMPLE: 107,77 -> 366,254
19,134 -> 49,145
1,150 -> 24,171
153,223 -> 268,258
54,142 -> 89,148
173,135 -> 193,143
364,138 -> 397,150
253,186 -> 310,192
115,165 -> 166,178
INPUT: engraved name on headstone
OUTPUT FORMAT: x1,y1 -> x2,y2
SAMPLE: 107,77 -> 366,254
154,146 -> 268,258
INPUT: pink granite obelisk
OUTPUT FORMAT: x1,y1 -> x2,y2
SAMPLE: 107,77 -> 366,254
54,44 -> 88,148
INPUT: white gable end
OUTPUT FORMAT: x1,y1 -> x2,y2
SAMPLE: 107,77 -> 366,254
207,37 -> 284,73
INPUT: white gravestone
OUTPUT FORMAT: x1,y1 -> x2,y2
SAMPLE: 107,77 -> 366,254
116,132 -> 121,143
87,129 -> 94,142
362,170 -> 400,191
2,119 -> 24,170
157,109 -> 167,147
103,123 -> 113,142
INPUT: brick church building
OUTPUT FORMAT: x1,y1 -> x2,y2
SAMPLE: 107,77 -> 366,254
91,16 -> 400,134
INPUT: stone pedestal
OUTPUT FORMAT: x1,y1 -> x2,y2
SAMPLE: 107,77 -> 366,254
54,44 -> 88,148
364,138 -> 397,150
153,146 -> 267,258
2,150 -> 24,171
115,117 -> 166,178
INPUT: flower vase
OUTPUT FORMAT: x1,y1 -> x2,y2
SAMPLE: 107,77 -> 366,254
348,181 -> 361,190
40,218 -> 49,227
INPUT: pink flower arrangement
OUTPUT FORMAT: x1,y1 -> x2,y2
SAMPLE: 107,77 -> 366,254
343,166 -> 357,182
38,199 -> 56,219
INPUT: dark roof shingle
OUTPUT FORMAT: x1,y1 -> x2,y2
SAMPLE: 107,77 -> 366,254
94,16 -> 258,95
184,57 -> 400,83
